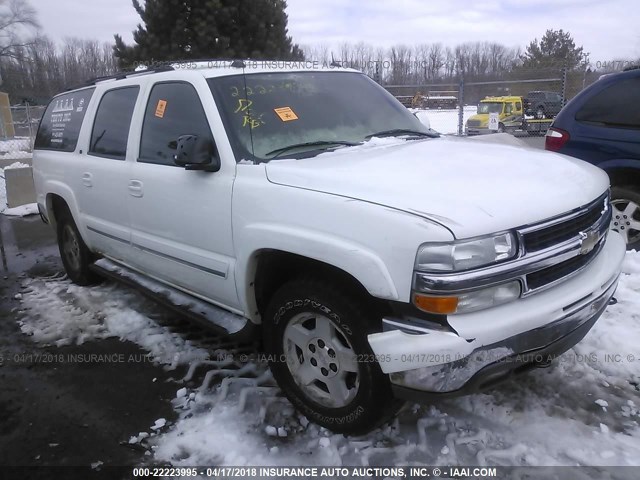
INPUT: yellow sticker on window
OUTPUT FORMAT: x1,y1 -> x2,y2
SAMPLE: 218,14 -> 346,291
274,107 -> 298,122
155,100 -> 167,118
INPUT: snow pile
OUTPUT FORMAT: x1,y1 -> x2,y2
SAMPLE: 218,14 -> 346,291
3,161 -> 31,169
17,252 -> 640,467
0,150 -> 32,160
0,137 -> 32,155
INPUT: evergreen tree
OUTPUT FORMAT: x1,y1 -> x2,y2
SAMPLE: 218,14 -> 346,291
114,0 -> 303,69
521,29 -> 588,71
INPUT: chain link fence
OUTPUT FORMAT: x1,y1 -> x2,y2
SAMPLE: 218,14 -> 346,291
384,64 -> 601,138
0,104 -> 45,166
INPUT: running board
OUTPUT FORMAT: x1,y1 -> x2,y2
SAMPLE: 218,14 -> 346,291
90,258 -> 255,341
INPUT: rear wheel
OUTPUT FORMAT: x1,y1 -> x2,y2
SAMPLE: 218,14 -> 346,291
263,276 -> 400,434
56,208 -> 101,285
610,186 -> 640,250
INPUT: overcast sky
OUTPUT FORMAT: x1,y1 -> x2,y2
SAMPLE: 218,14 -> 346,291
31,0 -> 639,63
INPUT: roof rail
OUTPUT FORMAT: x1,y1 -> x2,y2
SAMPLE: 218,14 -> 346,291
85,65 -> 175,86
64,65 -> 175,91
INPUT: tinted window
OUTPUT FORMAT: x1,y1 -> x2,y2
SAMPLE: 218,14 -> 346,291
139,82 -> 212,166
515,102 -> 522,110
34,88 -> 95,151
89,87 -> 139,159
576,78 -> 640,128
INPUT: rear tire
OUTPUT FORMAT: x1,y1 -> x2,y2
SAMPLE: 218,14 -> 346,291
263,276 -> 401,434
610,186 -> 640,250
56,207 -> 101,285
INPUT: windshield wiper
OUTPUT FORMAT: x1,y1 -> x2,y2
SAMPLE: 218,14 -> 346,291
365,129 -> 437,139
266,140 -> 360,159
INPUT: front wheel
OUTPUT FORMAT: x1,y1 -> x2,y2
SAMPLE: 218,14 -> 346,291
610,186 -> 640,250
263,277 -> 400,434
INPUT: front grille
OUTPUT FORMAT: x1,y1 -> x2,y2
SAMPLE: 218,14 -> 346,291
523,198 -> 606,252
467,120 -> 481,127
526,243 -> 601,290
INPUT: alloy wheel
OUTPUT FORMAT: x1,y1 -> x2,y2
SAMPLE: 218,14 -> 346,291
283,312 -> 360,408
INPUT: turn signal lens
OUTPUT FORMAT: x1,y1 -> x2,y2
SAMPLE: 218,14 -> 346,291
413,294 -> 459,314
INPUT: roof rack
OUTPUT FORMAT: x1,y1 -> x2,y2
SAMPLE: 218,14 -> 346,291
64,65 -> 175,91
85,65 -> 175,86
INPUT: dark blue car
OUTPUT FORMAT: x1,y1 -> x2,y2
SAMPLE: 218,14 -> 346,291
546,67 -> 640,249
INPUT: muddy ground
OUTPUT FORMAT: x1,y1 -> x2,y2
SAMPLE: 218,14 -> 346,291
0,214 -> 179,470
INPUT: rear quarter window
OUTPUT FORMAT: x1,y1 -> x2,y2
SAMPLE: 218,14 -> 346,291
34,88 -> 95,151
575,77 -> 640,129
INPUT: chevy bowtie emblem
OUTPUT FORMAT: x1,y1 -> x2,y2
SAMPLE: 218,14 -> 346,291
579,230 -> 600,255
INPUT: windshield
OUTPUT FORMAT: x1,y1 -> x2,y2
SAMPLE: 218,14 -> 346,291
207,71 -> 432,162
477,102 -> 504,114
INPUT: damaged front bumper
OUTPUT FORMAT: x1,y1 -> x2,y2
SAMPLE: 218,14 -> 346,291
367,232 -> 625,399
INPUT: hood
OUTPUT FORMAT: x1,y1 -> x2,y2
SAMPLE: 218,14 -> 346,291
265,137 -> 609,239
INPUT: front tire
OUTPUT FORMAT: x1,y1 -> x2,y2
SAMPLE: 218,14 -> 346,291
263,276 -> 400,434
56,208 -> 101,285
610,186 -> 640,250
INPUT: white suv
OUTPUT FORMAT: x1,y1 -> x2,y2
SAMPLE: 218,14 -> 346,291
32,61 -> 625,434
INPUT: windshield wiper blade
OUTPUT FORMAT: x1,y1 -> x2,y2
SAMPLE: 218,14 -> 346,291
365,129 -> 437,139
266,140 -> 360,159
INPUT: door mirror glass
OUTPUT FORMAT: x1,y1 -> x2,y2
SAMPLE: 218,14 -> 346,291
174,135 -> 220,171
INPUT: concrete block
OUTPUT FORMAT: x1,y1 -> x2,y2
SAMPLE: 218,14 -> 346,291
4,166 -> 36,208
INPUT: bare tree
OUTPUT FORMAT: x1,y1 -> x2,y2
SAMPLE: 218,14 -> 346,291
0,0 -> 39,59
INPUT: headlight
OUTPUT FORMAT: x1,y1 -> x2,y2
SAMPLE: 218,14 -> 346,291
415,232 -> 517,272
413,281 -> 522,314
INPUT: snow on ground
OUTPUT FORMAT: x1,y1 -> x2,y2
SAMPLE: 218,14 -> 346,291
0,137 -> 31,155
17,253 -> 640,468
18,275 -> 209,366
0,162 -> 38,217
410,106 -> 476,135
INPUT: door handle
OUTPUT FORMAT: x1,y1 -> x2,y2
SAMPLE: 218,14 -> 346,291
128,180 -> 144,198
81,172 -> 93,187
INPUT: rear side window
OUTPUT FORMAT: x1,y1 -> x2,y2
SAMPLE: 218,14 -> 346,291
576,78 -> 640,129
139,82 -> 212,166
34,88 -> 95,151
89,87 -> 140,159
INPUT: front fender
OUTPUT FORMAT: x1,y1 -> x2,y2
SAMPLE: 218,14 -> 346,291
241,223 -> 399,301
232,166 -> 455,321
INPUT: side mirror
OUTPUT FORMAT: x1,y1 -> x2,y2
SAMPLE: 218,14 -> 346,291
413,111 -> 431,130
174,135 -> 220,172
